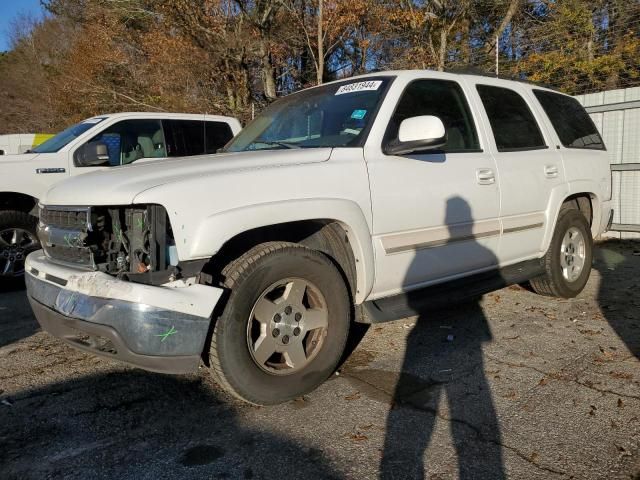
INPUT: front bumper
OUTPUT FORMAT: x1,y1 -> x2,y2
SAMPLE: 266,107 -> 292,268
25,251 -> 223,374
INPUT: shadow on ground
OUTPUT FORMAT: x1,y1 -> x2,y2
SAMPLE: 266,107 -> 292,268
595,240 -> 640,359
0,371 -> 342,480
0,279 -> 39,349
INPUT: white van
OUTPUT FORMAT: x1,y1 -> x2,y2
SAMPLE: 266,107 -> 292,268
0,112 -> 241,279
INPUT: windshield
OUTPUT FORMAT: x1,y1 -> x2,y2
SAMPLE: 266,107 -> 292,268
31,117 -> 106,153
225,77 -> 392,152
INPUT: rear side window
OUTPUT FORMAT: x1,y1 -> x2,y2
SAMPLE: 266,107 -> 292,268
533,90 -> 605,150
205,121 -> 234,153
476,85 -> 546,152
164,120 -> 205,157
385,79 -> 480,152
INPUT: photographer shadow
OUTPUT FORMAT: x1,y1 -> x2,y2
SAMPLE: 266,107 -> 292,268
380,197 -> 505,479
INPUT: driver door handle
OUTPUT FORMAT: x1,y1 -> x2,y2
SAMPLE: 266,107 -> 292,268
544,165 -> 559,178
476,168 -> 495,185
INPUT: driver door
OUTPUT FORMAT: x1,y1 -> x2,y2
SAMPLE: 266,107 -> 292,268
365,77 -> 501,298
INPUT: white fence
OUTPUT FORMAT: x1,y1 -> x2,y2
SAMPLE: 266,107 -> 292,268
575,87 -> 640,239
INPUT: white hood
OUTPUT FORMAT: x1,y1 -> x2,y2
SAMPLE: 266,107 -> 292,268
42,149 -> 332,206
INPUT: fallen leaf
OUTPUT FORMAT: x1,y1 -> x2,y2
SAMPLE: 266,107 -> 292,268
345,391 -> 361,401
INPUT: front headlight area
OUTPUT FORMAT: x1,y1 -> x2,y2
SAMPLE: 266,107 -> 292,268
38,203 -> 178,283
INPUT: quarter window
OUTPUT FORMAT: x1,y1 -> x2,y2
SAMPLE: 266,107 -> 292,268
476,85 -> 546,152
533,90 -> 605,150
385,79 -> 480,152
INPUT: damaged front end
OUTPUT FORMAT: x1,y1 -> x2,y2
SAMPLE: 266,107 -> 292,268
38,204 -> 200,285
25,203 -> 222,374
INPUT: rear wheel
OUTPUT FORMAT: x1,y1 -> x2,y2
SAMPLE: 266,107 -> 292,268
208,242 -> 350,405
530,209 -> 592,298
0,210 -> 39,279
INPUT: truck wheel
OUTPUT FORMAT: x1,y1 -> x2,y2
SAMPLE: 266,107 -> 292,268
209,242 -> 350,405
0,210 -> 39,279
530,209 -> 592,298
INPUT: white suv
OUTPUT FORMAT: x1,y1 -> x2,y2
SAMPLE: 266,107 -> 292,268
0,112 -> 241,278
26,71 -> 612,405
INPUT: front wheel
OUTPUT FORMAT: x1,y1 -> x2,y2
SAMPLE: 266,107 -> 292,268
208,242 -> 350,405
0,210 -> 39,280
530,209 -> 593,298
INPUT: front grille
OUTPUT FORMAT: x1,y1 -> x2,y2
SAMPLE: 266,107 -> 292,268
38,206 -> 97,269
39,206 -> 91,231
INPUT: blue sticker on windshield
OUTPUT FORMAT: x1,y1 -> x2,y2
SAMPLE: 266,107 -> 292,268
351,109 -> 367,120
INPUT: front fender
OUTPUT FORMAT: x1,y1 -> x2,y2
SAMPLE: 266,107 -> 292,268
189,198 -> 375,304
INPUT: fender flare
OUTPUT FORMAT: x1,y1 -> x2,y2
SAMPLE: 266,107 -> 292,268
188,198 -> 375,304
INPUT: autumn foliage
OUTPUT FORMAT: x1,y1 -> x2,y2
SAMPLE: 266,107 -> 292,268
0,0 -> 638,133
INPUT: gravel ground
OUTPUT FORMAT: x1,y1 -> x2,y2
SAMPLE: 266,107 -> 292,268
1,240 -> 639,480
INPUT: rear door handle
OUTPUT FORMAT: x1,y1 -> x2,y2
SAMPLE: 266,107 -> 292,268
544,165 -> 559,178
476,168 -> 495,185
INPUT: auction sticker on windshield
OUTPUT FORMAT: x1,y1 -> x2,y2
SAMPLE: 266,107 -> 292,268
335,80 -> 382,95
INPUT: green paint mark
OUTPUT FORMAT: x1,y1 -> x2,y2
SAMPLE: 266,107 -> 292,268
155,326 -> 178,342
136,217 -> 145,229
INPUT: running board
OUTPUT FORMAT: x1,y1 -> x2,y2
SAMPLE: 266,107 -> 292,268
357,259 -> 544,324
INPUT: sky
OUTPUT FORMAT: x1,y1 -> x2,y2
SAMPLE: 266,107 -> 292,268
0,0 -> 44,52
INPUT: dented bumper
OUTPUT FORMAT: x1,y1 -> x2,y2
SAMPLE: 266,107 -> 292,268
25,251 -> 223,374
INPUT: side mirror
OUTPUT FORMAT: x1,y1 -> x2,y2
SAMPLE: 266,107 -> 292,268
384,115 -> 447,156
75,141 -> 110,166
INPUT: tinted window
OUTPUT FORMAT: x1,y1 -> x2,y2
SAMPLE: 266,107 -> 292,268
83,119 -> 165,166
164,120 -> 205,157
533,90 -> 605,150
385,79 -> 480,152
205,121 -> 234,153
477,85 -> 546,151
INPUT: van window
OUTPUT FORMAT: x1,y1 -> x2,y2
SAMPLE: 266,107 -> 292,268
84,119 -> 166,166
205,121 -> 234,153
476,85 -> 546,152
164,120 -> 205,157
385,79 -> 480,152
533,90 -> 605,150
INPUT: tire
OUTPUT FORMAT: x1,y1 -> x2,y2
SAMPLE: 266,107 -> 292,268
0,210 -> 39,280
208,241 -> 351,405
530,209 -> 593,298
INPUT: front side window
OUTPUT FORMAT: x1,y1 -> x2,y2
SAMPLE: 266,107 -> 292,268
533,90 -> 605,150
84,119 -> 165,166
225,77 -> 392,152
32,117 -> 106,153
384,79 -> 480,152
477,85 -> 546,152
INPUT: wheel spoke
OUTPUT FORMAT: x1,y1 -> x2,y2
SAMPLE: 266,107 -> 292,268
303,308 -> 328,331
2,259 -> 15,275
252,334 -> 277,365
253,297 -> 279,324
284,279 -> 306,307
284,340 -> 307,369
10,229 -> 19,245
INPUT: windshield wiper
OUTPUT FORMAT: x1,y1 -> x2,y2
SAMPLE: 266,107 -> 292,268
253,141 -> 301,150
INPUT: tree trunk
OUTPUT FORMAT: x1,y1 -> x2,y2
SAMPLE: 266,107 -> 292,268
316,0 -> 324,84
259,39 -> 277,99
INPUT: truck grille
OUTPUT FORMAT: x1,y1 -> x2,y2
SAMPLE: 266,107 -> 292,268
38,206 -> 96,269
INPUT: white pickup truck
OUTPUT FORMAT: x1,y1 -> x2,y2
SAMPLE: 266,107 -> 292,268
0,112 -> 241,279
26,71 -> 612,405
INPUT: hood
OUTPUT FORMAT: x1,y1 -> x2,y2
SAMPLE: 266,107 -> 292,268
42,148 -> 332,206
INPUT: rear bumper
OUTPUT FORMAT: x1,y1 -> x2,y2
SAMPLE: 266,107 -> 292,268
25,251 -> 223,374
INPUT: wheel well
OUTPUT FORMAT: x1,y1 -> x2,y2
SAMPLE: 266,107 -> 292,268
561,194 -> 592,226
202,220 -> 358,301
0,192 -> 38,215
